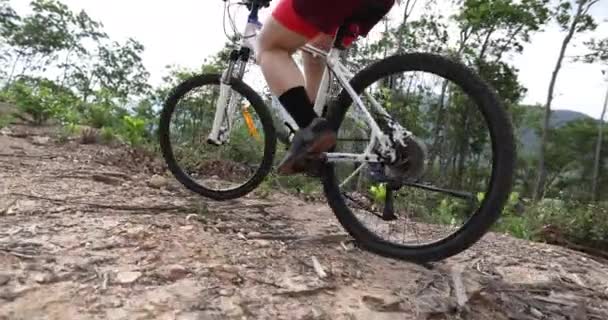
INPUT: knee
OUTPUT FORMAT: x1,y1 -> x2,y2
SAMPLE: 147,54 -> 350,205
257,33 -> 292,64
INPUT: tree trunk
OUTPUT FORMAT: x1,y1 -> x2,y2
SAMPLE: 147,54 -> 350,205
533,1 -> 585,201
5,52 -> 22,88
60,47 -> 76,87
591,84 -> 608,201
396,0 -> 417,54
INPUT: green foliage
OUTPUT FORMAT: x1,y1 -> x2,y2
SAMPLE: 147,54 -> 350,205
3,77 -> 78,125
57,122 -> 80,143
554,0 -> 598,32
0,113 -> 13,128
434,198 -> 466,226
99,126 -> 115,144
529,201 -> 608,247
119,115 -> 147,146
580,37 -> 608,66
92,38 -> 150,99
370,184 -> 387,204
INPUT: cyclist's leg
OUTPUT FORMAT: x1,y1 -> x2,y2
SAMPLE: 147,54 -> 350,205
258,0 -> 321,129
303,34 -> 333,102
258,15 -> 336,175
257,18 -> 308,98
260,0 -> 362,175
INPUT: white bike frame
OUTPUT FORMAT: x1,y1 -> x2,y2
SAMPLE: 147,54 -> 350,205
208,2 -> 412,168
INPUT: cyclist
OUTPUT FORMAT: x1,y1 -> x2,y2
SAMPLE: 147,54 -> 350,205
257,0 -> 395,175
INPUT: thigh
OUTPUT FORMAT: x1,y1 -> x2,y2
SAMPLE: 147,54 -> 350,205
258,16 -> 309,54
270,0 -> 321,41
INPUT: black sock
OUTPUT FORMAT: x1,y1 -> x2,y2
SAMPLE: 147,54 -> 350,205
279,86 -> 317,128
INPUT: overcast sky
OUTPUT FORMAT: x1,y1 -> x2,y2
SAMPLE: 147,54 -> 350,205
9,0 -> 608,119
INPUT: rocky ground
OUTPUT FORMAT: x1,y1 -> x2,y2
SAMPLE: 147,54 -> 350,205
1,124 -> 607,320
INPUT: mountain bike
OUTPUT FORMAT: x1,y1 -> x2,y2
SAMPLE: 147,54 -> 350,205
159,0 -> 516,262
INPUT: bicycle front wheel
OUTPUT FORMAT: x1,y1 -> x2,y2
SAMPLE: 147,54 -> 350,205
159,74 -> 276,200
322,53 -> 516,262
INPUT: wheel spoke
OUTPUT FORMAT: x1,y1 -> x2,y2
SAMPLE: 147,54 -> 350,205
321,54 -> 514,261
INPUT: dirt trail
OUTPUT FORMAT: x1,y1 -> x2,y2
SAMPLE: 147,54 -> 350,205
1,125 -> 607,320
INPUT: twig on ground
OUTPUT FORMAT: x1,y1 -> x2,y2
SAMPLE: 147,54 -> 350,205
0,248 -> 38,260
311,256 -> 328,279
246,234 -> 302,241
416,276 -> 437,296
7,192 -> 192,213
0,153 -> 57,159
451,265 -> 468,308
245,233 -> 351,246
101,272 -> 109,290
275,285 -> 337,297
244,274 -> 284,289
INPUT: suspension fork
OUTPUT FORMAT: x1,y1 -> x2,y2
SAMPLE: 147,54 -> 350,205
207,48 -> 251,145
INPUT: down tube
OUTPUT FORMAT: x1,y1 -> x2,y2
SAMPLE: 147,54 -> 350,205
329,61 -> 384,140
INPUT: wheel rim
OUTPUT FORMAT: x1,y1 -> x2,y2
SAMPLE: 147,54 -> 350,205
165,79 -> 270,193
327,67 -> 505,250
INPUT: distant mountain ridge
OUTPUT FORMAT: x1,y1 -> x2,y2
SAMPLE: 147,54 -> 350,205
517,107 -> 594,155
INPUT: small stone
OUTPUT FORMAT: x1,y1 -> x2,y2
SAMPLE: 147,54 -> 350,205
237,233 -> 247,240
163,265 -> 190,281
252,240 -> 271,248
176,312 -> 208,320
215,265 -> 240,282
362,295 -> 405,312
302,307 -> 327,320
218,297 -> 243,317
218,288 -> 235,296
106,297 -> 123,308
148,175 -> 169,189
32,272 -> 54,284
0,273 -> 10,286
115,271 -> 142,284
32,136 -> 51,145
0,128 -> 12,136
247,231 -> 261,238
219,264 -> 240,273
180,225 -> 194,231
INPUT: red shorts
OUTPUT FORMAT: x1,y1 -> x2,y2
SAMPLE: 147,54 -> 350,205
272,0 -> 394,39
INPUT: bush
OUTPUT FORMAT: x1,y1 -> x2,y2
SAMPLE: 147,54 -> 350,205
84,103 -> 117,129
57,123 -> 82,143
221,124 -> 265,165
119,115 -> 148,146
100,127 -> 116,144
80,127 -> 100,144
0,114 -> 14,128
533,202 -> 608,246
3,78 -> 79,126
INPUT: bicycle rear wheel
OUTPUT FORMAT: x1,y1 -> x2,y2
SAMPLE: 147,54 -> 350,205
322,53 -> 516,262
159,74 -> 276,200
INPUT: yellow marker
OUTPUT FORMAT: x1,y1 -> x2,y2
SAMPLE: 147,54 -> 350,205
242,105 -> 260,141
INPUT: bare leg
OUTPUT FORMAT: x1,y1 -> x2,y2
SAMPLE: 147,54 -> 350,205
257,18 -> 336,175
257,17 -> 309,96
302,35 -> 333,102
